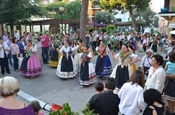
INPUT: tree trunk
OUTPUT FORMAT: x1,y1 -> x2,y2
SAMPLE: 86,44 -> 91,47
129,9 -> 137,32
80,0 -> 89,42
1,23 -> 4,35
10,23 -> 14,36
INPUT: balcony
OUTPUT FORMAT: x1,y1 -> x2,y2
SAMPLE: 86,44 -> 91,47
159,0 -> 175,16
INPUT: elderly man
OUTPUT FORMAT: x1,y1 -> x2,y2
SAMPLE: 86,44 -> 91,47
140,49 -> 153,77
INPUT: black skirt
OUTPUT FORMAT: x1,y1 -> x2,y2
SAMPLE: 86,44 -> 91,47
61,56 -> 73,72
20,56 -> 30,72
115,65 -> 129,88
50,49 -> 58,61
95,56 -> 105,75
80,62 -> 89,81
164,78 -> 175,97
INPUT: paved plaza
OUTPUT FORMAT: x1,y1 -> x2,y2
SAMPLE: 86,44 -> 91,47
0,51 -> 166,114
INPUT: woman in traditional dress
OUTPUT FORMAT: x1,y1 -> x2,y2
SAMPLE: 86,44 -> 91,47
111,44 -> 140,88
49,39 -> 61,67
74,39 -> 85,73
95,40 -> 112,79
56,40 -> 77,79
79,46 -> 97,86
20,40 -> 42,78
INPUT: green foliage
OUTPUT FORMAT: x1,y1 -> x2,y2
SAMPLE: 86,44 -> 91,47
49,103 -> 79,115
86,26 -> 93,31
95,11 -> 115,24
134,8 -> 156,26
82,104 -> 97,115
105,24 -> 116,34
46,0 -> 81,20
0,0 -> 46,24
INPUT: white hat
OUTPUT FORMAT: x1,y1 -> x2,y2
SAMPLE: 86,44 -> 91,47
146,49 -> 153,53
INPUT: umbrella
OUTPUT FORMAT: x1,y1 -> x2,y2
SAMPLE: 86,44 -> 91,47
170,30 -> 175,34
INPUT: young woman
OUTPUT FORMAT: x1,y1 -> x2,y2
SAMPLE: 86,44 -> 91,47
56,40 -> 77,79
74,39 -> 85,73
79,46 -> 96,86
49,39 -> 61,68
118,70 -> 144,115
20,40 -> 42,78
95,40 -> 112,79
111,44 -> 140,88
11,37 -> 19,71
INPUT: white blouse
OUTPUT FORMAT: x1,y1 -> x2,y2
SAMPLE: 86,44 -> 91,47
118,82 -> 144,115
145,66 -> 166,93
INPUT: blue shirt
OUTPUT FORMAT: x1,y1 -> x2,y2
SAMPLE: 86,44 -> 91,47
166,61 -> 175,74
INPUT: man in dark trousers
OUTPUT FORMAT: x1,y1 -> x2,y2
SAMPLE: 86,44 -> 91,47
88,78 -> 120,115
0,37 -> 10,75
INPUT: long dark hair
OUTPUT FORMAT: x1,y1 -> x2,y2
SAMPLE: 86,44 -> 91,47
128,70 -> 144,88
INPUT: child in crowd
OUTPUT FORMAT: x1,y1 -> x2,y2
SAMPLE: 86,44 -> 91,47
18,54 -> 23,69
95,82 -> 104,94
30,100 -> 44,115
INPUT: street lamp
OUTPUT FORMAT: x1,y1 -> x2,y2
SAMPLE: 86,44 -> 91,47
111,20 -> 114,24
59,6 -> 65,34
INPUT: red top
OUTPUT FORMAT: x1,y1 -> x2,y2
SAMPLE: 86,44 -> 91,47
40,35 -> 50,48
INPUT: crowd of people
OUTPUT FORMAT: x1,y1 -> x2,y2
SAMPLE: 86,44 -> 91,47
0,29 -> 175,115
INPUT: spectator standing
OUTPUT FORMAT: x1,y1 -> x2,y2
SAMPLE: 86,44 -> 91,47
0,37 -> 10,75
163,52 -> 175,113
15,30 -> 20,41
140,49 -> 153,81
18,36 -> 26,57
2,31 -> 8,42
40,33 -> 50,64
88,78 -> 120,115
144,54 -> 166,93
118,70 -> 144,115
11,37 -> 19,71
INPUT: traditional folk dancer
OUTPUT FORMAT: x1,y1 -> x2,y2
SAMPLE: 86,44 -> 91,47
56,40 -> 77,79
74,39 -> 85,73
20,40 -> 42,78
111,44 -> 140,89
49,39 -> 62,67
95,40 -> 112,79
79,46 -> 97,86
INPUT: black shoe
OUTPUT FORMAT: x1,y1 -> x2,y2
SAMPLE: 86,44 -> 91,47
7,72 -> 11,74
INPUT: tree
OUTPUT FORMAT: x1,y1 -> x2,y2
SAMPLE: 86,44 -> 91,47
134,7 -> 156,26
80,0 -> 89,42
99,0 -> 151,31
46,0 -> 81,20
95,11 -> 115,24
0,0 -> 45,35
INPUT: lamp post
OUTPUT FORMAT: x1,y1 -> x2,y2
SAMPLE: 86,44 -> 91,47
59,6 -> 65,34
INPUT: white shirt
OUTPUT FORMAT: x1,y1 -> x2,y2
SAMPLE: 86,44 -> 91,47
15,32 -> 20,40
145,66 -> 166,93
118,82 -> 144,115
60,45 -> 78,58
2,35 -> 8,42
0,42 -> 10,58
140,55 -> 152,67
